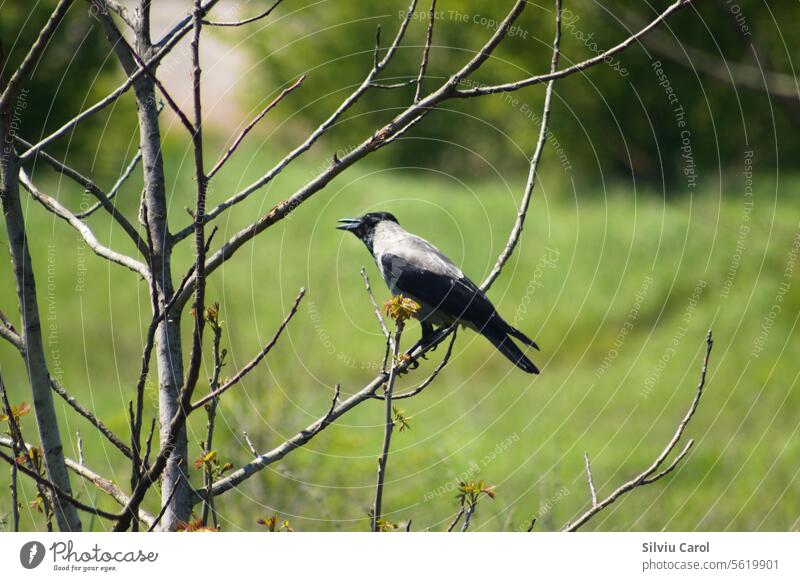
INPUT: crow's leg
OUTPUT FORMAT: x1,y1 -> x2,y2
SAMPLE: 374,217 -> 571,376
407,320 -> 436,354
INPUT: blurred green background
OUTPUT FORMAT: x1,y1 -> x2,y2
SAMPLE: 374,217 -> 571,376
1,0 -> 799,531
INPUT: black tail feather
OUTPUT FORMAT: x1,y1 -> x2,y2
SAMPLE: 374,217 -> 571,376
481,326 -> 540,374
505,324 -> 540,351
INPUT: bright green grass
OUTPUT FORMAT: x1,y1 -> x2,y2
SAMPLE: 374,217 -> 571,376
1,147 -> 799,532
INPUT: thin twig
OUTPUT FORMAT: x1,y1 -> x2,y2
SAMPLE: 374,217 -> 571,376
190,288 -> 306,410
242,432 -> 259,457
447,507 -> 465,532
311,384 -> 341,437
0,0 -> 75,112
76,431 -> 84,466
19,1 -> 219,160
146,479 -> 181,532
481,0 -> 561,292
171,0 -> 421,245
360,267 -> 390,338
0,372 -> 55,527
414,0 -> 437,102
374,329 -> 457,401
76,149 -> 142,219
208,75 -> 306,180
455,0 -> 694,98
15,137 -> 148,255
203,0 -> 285,26
0,449 -> 120,520
19,170 -> 150,279
563,331 -> 713,531
182,0 -> 210,426
201,308 -> 225,527
584,452 -> 598,507
460,503 -> 476,532
372,321 -> 404,531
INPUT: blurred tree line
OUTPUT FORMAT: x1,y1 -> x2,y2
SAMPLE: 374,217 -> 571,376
239,0 -> 799,189
1,2 -> 138,185
2,1 -> 797,190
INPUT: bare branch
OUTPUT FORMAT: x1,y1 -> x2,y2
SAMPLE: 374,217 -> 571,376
203,0 -> 286,27
0,0 -> 75,113
172,0 -> 421,243
15,136 -> 148,256
563,331 -> 713,532
146,479 -> 180,532
19,170 -> 150,279
50,377 -> 133,459
414,0 -> 437,102
0,448 -> 120,521
456,0 -> 694,97
481,0 -> 561,291
19,1 -> 219,160
190,288 -> 306,411
207,75 -> 306,180
584,451 -> 598,507
447,507 -> 465,532
361,267 -> 390,339
373,328 -> 457,400
76,149 -> 142,219
372,321 -> 405,531
242,432 -> 259,458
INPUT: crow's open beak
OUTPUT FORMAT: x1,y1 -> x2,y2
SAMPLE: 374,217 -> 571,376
336,217 -> 360,231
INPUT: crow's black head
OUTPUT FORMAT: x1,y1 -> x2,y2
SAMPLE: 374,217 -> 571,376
336,212 -> 399,250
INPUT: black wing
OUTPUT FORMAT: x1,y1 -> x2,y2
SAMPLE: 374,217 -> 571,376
380,253 -> 497,329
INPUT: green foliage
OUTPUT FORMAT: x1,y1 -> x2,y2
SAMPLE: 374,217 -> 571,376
240,0 -> 798,186
2,142 -> 798,530
1,4 -> 139,183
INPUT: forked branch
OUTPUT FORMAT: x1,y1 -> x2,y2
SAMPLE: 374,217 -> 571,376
563,331 -> 713,532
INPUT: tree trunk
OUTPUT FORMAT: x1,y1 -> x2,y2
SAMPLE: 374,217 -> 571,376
0,116 -> 82,531
133,61 -> 190,532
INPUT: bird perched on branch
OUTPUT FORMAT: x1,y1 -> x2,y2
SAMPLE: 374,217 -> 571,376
337,212 -> 540,374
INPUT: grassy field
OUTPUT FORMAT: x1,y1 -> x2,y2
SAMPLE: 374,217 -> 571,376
1,147 -> 799,532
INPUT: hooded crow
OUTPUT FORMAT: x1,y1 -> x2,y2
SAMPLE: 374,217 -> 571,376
337,212 -> 540,374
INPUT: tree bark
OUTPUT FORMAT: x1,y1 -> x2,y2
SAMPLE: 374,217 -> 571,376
92,1 -> 190,531
0,117 -> 82,531
132,32 -> 190,531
